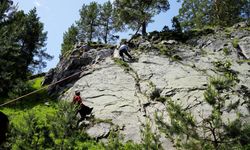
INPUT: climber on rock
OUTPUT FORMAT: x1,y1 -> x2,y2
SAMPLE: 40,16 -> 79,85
72,90 -> 93,126
119,40 -> 133,61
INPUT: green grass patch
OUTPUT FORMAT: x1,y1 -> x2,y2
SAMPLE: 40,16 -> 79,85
0,76 -> 54,110
237,59 -> 250,63
113,58 -> 132,72
29,76 -> 44,89
223,47 -> 230,55
0,104 -> 58,128
232,38 -> 239,48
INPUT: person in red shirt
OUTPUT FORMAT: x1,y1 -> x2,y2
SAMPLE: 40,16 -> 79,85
73,90 -> 93,125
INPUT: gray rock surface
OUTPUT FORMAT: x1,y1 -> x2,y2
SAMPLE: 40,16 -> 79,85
46,27 -> 250,149
43,48 -> 114,94
86,123 -> 112,139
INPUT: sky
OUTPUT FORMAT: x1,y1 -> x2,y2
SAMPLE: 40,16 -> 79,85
12,0 -> 182,72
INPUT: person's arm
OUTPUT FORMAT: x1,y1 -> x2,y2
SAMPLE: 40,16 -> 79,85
81,96 -> 94,104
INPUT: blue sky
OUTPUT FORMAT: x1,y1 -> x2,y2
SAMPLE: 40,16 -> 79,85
12,0 -> 182,72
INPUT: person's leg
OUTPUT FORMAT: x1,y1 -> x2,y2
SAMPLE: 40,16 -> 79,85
124,50 -> 132,59
119,50 -> 125,61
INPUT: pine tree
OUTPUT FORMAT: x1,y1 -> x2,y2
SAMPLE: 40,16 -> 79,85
61,24 -> 78,55
178,0 -> 249,30
98,1 -> 117,44
113,0 -> 170,36
178,0 -> 211,30
77,2 -> 99,43
0,3 -> 52,97
211,0 -> 246,26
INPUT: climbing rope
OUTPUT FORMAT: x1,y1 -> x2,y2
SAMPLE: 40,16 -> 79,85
0,66 -> 93,107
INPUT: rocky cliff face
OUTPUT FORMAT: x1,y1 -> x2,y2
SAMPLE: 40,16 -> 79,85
44,25 -> 250,149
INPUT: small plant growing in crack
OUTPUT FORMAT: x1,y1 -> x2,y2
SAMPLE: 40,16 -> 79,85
113,58 -> 132,72
232,38 -> 239,48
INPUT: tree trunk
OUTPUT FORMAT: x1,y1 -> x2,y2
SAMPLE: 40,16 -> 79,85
89,21 -> 93,42
214,0 -> 220,24
104,21 -> 109,44
128,25 -> 141,43
142,21 -> 147,37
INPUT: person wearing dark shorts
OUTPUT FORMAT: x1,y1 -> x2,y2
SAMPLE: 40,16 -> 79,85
119,41 -> 132,61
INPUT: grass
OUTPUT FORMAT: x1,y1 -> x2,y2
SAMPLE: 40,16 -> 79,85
0,104 -> 58,128
113,58 -> 132,72
223,47 -> 230,55
232,38 -> 239,48
29,77 -> 44,89
237,59 -> 250,63
0,76 -> 55,110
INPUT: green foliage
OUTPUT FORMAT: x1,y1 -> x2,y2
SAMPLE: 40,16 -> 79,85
0,3 -> 52,97
7,80 -> 34,99
29,77 -> 44,89
99,1 -> 118,44
232,38 -> 239,48
113,58 -> 132,72
172,16 -> 182,33
212,60 -> 239,85
140,121 -> 163,150
178,0 -> 249,30
223,47 -> 230,55
155,43 -> 171,56
204,84 -> 219,105
103,129 -> 142,150
211,74 -> 238,91
155,99 -> 197,146
77,2 -> 100,42
113,0 -> 170,36
1,102 -> 102,149
61,24 -> 78,56
171,55 -> 182,61
155,62 -> 250,149
155,97 -> 168,103
0,76 -> 51,109
154,43 -> 183,61
213,60 -> 232,71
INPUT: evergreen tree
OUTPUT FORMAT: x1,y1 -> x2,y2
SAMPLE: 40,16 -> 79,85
155,61 -> 250,149
98,1 -> 117,44
211,0 -> 246,26
0,3 -> 51,97
178,0 -> 250,30
77,2 -> 99,43
0,0 -> 15,23
113,0 -> 170,36
61,24 -> 78,55
172,16 -> 182,33
178,0 -> 210,30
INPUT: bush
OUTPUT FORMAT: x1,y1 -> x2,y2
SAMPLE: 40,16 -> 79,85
7,80 -> 34,99
1,102 -> 94,149
232,38 -> 239,48
223,47 -> 230,55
